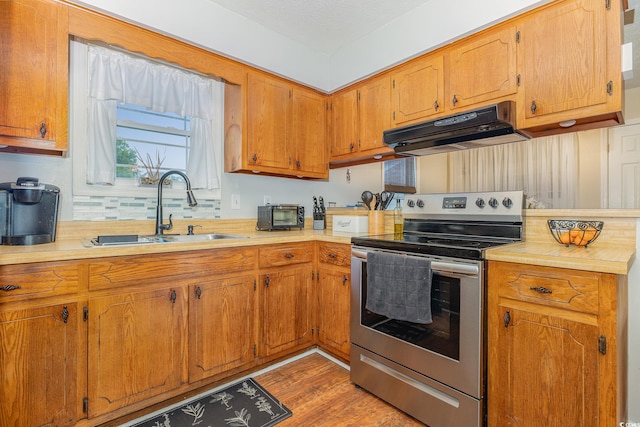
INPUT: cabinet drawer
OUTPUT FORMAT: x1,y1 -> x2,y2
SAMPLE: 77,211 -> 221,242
491,262 -> 600,315
0,261 -> 80,303
90,247 -> 257,290
318,242 -> 350,267
259,243 -> 313,268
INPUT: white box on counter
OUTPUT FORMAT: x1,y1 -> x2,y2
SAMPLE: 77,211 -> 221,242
332,215 -> 368,233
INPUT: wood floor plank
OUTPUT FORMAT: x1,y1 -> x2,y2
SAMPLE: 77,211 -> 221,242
255,353 -> 425,426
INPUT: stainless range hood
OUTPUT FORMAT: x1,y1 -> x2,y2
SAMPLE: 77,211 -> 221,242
383,101 -> 529,156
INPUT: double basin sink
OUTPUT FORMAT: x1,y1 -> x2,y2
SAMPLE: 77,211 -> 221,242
83,233 -> 249,247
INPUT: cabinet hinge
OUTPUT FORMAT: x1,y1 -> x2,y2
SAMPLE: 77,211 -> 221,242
254,343 -> 257,356
393,111 -> 396,120
254,279 -> 257,291
515,30 -> 520,43
83,306 -> 88,322
62,306 -> 69,324
516,74 -> 521,87
312,327 -> 315,336
392,79 -> 395,89
83,397 -> 89,414
357,91 -> 361,101
607,80 -> 614,96
170,289 -> 177,303
605,0 -> 611,10
312,271 -> 315,280
598,335 -> 607,355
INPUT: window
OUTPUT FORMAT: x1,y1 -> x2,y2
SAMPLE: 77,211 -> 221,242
116,104 -> 191,185
70,40 -> 223,200
384,157 -> 417,193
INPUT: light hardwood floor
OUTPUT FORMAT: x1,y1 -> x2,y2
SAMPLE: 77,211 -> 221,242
255,352 -> 425,426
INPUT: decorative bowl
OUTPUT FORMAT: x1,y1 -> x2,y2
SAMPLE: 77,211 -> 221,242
547,220 -> 604,248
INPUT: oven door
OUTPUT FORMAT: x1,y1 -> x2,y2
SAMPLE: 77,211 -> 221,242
350,246 -> 485,399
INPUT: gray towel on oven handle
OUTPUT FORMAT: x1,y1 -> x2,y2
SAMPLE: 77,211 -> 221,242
365,251 -> 433,324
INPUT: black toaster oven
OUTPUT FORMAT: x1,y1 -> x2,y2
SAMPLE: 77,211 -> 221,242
256,204 -> 304,231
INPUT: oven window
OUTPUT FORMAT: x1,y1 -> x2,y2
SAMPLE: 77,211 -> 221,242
360,267 -> 461,360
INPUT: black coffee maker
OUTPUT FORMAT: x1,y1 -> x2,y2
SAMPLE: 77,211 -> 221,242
0,177 -> 60,245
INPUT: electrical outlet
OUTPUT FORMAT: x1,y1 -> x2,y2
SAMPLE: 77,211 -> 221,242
264,195 -> 272,205
231,194 -> 240,210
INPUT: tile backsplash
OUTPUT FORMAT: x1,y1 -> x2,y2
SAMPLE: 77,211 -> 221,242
73,195 -> 221,221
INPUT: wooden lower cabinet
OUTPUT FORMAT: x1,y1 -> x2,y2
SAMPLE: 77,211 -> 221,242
316,267 -> 350,360
316,242 -> 351,361
188,275 -> 257,383
0,302 -> 81,427
87,287 -> 188,418
259,265 -> 314,357
487,261 -> 623,427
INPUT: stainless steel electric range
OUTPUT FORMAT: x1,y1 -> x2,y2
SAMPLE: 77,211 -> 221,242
350,190 -> 524,427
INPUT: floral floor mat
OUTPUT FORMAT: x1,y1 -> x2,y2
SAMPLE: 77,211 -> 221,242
130,378 -> 292,427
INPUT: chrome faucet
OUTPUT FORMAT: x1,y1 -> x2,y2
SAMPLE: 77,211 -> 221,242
155,170 -> 198,235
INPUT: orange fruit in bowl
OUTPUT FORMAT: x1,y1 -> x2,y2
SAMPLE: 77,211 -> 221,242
559,231 -> 572,245
572,226 -> 598,246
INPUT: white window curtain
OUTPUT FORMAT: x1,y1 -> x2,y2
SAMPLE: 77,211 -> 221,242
449,134 -> 579,208
86,45 -> 222,190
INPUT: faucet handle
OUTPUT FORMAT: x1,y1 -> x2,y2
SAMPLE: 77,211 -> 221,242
160,214 -> 173,232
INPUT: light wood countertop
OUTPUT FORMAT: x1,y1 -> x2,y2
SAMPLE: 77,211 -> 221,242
1,209 -> 637,275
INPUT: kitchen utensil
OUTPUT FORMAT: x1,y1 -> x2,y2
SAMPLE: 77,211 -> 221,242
547,219 -> 603,247
361,191 -> 373,210
380,191 -> 394,210
374,193 -> 381,210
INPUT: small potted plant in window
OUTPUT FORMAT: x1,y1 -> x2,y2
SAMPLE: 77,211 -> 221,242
136,149 -> 171,186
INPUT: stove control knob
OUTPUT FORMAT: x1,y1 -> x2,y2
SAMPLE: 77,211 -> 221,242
406,199 -> 415,208
416,199 -> 425,208
502,197 -> 513,208
488,197 -> 499,208
475,198 -> 485,208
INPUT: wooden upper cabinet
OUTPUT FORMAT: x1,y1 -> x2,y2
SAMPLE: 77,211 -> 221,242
330,75 -> 392,162
391,55 -> 444,127
292,88 -> 328,177
247,72 -> 291,171
517,0 -> 621,131
358,75 -> 391,153
330,89 -> 359,157
0,0 -> 68,155
243,72 -> 329,178
445,26 -> 518,111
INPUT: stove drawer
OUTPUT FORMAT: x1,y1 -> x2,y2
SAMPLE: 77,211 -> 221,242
490,261 -> 600,315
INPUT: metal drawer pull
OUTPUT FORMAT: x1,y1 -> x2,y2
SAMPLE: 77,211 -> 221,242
284,253 -> 294,259
1,285 -> 22,292
328,253 -> 337,258
530,286 -> 552,294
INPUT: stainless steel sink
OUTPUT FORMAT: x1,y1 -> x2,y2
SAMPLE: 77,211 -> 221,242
161,233 -> 249,242
82,233 -> 249,247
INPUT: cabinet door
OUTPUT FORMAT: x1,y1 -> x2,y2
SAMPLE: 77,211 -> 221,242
189,275 -> 256,383
0,303 -> 79,427
292,88 -> 328,177
0,0 -> 68,151
87,287 -> 187,417
317,267 -> 350,360
489,305 -> 599,426
518,0 -> 608,122
247,73 -> 291,170
391,55 -> 445,126
358,75 -> 391,152
445,26 -> 518,111
260,265 -> 313,357
330,89 -> 358,158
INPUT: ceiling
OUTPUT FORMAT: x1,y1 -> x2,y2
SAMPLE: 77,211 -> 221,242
208,0 -> 640,89
206,0 -> 433,54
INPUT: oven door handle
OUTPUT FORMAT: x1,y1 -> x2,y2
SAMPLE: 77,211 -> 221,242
351,248 -> 480,276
